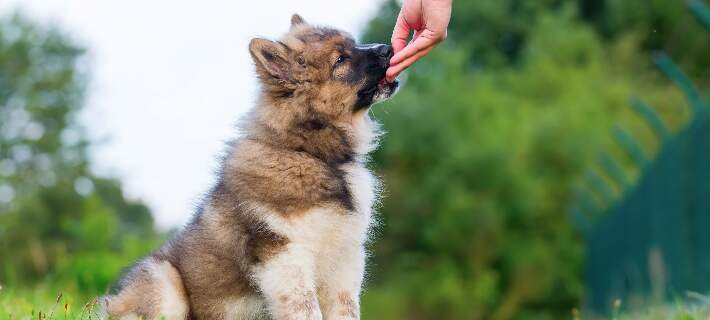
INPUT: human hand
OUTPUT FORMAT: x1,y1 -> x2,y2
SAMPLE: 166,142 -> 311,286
387,0 -> 452,82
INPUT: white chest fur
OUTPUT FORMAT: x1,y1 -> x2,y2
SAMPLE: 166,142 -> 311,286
341,161 -> 378,233
261,162 -> 376,250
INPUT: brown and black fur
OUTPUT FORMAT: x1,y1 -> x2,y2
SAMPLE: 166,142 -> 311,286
100,14 -> 398,319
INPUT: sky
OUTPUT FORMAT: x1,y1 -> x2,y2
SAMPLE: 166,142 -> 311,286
0,0 -> 386,228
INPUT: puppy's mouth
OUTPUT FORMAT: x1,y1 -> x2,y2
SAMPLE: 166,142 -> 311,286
354,76 -> 400,110
373,76 -> 399,102
378,77 -> 399,92
359,77 -> 398,97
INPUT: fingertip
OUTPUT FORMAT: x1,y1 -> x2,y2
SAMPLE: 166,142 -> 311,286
390,53 -> 405,65
387,64 -> 405,79
386,68 -> 397,80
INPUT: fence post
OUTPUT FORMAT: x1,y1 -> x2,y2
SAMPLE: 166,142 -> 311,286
689,0 -> 710,28
612,126 -> 649,168
631,97 -> 671,141
654,53 -> 705,115
598,153 -> 630,191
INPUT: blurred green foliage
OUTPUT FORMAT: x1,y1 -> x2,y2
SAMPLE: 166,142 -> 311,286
0,15 -> 162,295
361,1 -> 702,319
1,0 -> 708,318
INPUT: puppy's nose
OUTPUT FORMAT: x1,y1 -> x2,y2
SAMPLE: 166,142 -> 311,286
375,44 -> 394,59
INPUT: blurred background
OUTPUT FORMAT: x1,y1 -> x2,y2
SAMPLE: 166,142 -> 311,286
0,0 -> 709,319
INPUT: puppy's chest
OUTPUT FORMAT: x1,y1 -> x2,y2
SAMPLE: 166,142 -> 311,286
341,161 -> 377,220
330,162 -> 376,238
283,162 -> 377,248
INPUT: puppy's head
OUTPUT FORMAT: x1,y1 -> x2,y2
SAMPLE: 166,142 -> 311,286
249,14 -> 399,114
247,15 -> 399,158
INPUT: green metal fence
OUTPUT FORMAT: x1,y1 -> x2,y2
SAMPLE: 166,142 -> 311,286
570,0 -> 710,314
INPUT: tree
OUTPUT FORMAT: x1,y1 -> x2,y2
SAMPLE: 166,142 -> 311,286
0,14 -> 159,292
360,2 -> 689,319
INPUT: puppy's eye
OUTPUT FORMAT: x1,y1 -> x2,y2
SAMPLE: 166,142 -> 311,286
335,55 -> 348,65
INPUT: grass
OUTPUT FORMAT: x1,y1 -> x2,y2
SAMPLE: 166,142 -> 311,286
0,283 -> 102,320
613,303 -> 710,320
573,293 -> 710,320
2,282 -> 710,320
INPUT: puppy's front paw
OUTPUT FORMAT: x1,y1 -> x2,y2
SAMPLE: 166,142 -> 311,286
323,291 -> 359,320
275,290 -> 323,320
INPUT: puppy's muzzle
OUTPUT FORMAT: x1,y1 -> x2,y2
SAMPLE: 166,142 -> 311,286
355,44 -> 394,70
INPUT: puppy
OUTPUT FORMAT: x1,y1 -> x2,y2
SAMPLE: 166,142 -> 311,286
99,14 -> 399,320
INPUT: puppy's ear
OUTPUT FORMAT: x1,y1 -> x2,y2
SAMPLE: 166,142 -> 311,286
290,14 -> 306,29
249,38 -> 291,80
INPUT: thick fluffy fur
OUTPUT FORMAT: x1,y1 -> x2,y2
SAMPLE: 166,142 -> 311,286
100,14 -> 398,320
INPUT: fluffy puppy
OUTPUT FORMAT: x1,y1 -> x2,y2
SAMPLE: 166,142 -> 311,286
100,14 -> 399,320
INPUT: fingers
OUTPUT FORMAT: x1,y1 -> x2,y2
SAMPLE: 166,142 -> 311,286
410,29 -> 423,45
390,12 -> 411,54
386,45 -> 434,81
389,31 -> 438,66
